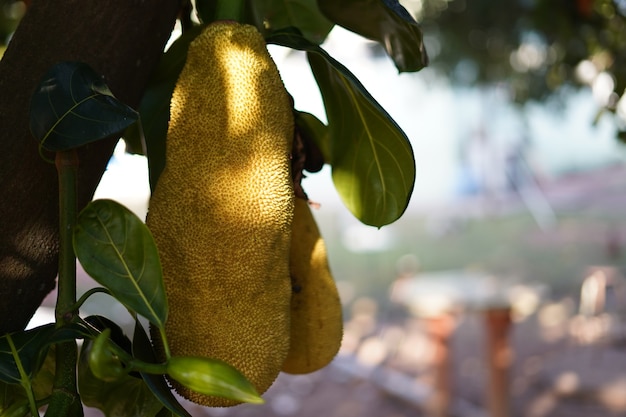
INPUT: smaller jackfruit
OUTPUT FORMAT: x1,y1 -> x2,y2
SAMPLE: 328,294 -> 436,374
282,197 -> 343,374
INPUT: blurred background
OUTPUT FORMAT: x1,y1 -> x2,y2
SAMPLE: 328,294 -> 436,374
10,0 -> 626,416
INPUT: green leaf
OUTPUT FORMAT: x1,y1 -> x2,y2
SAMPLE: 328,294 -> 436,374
0,382 -> 25,415
249,0 -> 334,44
295,110 -> 330,164
317,0 -> 428,72
28,346 -> 55,406
73,199 -> 168,328
82,316 -> 133,353
167,356 -> 263,404
194,0 -> 217,24
155,408 -> 176,417
46,323 -> 93,346
268,29 -> 415,226
132,322 -> 192,417
78,337 -> 163,417
29,61 -> 138,151
0,325 -> 55,384
0,400 -> 30,417
126,26 -> 203,191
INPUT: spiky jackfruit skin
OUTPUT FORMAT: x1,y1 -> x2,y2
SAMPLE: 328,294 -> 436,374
146,22 -> 294,406
282,198 -> 343,374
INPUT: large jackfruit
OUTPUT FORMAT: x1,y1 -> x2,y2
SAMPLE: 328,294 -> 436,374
146,22 -> 294,406
282,197 -> 343,374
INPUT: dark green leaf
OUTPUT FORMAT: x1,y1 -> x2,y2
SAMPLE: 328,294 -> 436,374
83,315 -> 133,353
0,382 -> 24,413
29,61 -> 138,151
268,29 -> 415,226
84,315 -> 131,353
0,325 -> 55,384
249,0 -> 334,44
317,0 -> 428,72
78,337 -> 162,417
73,199 -> 168,328
132,322 -> 192,417
46,323 -> 93,346
0,400 -> 30,417
195,0 -> 217,24
295,110 -> 330,164
155,407 -> 176,417
29,346 -> 55,404
126,26 -> 203,191
195,1 -> 260,28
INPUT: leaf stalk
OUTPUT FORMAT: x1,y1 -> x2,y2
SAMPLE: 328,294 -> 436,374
6,334 -> 40,417
46,149 -> 82,417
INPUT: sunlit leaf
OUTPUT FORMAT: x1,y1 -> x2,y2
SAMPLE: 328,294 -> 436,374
73,199 -> 168,328
249,0 -> 334,44
29,61 -> 138,151
167,356 -> 263,404
268,29 -> 415,226
317,0 -> 428,72
133,322 -> 192,417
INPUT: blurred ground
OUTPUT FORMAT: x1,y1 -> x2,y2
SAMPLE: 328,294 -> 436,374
188,164 -> 626,417
178,290 -> 626,417
72,163 -> 626,417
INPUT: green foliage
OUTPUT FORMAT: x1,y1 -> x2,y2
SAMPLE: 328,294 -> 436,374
307,50 -> 414,226
0,0 -> 24,46
125,25 -> 204,190
248,0 -> 334,43
295,111 -> 330,161
29,62 -> 138,152
318,0 -> 428,72
78,331 -> 162,417
0,326 -> 54,384
73,199 -> 168,329
268,28 -> 415,226
416,0 -> 626,127
131,322 -> 192,417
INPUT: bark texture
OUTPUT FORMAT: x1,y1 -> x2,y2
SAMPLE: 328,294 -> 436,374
0,0 -> 181,333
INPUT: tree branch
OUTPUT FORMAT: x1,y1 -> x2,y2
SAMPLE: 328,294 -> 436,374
0,0 -> 181,333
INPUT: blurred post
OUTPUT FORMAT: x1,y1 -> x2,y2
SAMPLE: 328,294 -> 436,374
485,307 -> 512,417
424,313 -> 455,417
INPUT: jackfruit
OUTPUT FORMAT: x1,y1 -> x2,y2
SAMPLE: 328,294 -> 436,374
146,22 -> 294,406
282,197 -> 343,374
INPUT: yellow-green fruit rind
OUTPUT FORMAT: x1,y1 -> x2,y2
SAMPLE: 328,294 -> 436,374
282,198 -> 343,374
146,22 -> 294,406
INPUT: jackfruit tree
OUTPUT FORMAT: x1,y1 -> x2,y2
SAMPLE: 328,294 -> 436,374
0,0 -> 427,415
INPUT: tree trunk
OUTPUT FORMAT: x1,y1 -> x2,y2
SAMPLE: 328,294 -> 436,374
0,0 -> 180,333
